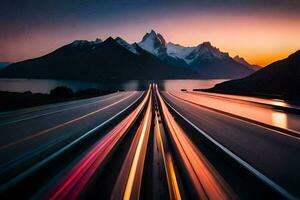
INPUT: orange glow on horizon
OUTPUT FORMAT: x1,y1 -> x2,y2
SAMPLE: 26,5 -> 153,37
2,9 -> 299,66
114,10 -> 300,66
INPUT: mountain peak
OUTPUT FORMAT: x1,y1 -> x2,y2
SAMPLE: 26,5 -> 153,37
70,38 -> 102,48
138,30 -> 167,56
234,55 -> 261,70
141,30 -> 165,45
95,38 -> 102,43
115,37 -> 139,54
234,55 -> 247,63
157,33 -> 166,46
186,41 -> 229,61
201,41 -> 212,47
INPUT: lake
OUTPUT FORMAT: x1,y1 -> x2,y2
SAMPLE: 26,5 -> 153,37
0,79 -> 226,93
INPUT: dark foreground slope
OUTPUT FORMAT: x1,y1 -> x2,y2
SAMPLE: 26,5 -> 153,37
205,50 -> 300,100
0,38 -> 197,80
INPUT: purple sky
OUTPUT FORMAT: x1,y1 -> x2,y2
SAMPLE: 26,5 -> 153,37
1,0 -> 300,66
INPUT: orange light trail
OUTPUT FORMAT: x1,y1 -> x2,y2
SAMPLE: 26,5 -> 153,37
154,103 -> 182,200
0,92 -> 136,150
156,85 -> 235,200
45,89 -> 151,200
112,90 -> 152,200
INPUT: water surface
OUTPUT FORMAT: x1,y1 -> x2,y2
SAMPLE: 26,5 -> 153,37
0,79 -> 226,93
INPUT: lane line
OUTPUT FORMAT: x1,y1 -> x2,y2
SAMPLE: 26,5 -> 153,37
45,88 -> 150,200
158,87 -> 233,200
162,92 -> 298,200
0,92 -> 120,117
111,88 -> 152,200
0,91 -> 145,193
123,96 -> 152,200
154,92 -> 182,200
189,91 -> 300,112
0,92 -> 137,150
167,92 -> 300,140
0,92 -> 123,126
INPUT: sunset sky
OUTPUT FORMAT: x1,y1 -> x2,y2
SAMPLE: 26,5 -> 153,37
1,0 -> 300,66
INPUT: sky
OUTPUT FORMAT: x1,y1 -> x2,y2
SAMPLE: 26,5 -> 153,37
0,0 -> 300,66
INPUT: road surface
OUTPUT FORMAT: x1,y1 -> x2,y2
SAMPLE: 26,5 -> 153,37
162,91 -> 300,198
0,86 -> 299,200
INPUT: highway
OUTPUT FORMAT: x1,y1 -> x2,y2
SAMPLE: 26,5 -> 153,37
0,92 -> 143,185
0,85 -> 299,199
162,91 -> 300,198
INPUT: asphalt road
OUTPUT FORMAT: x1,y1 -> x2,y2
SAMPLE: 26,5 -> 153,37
1,87 -> 299,199
0,91 -> 142,170
162,91 -> 300,198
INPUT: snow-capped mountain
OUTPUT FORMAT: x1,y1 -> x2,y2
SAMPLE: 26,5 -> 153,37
138,31 -> 189,67
137,30 -> 254,78
115,37 -> 139,54
138,30 -> 167,57
234,55 -> 261,71
0,30 -> 257,80
0,37 -> 197,80
186,42 -> 230,63
138,31 -> 231,64
166,43 -> 195,60
71,38 -> 102,48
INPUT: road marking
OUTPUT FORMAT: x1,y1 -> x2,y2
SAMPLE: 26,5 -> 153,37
162,93 -> 298,200
0,92 -> 137,150
158,87 -> 233,200
0,91 -> 144,193
0,92 -> 123,126
154,94 -> 182,200
47,90 -> 150,200
123,97 -> 152,200
167,92 -> 300,140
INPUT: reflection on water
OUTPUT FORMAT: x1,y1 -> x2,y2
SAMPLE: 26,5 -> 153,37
0,79 -> 226,93
271,112 -> 287,129
0,79 -> 151,93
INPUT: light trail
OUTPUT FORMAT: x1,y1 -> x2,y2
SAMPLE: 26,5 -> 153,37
0,92 -> 122,125
0,92 -> 136,150
167,92 -> 300,140
156,85 -> 235,200
162,92 -> 298,200
169,91 -> 300,136
44,89 -> 151,200
154,94 -> 182,200
111,90 -> 152,200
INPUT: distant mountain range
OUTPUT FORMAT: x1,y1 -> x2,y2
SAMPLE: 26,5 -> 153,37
0,30 -> 258,80
233,55 -> 261,71
205,50 -> 300,100
0,62 -> 11,70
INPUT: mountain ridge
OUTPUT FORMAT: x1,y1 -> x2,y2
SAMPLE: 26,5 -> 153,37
0,37 -> 198,80
206,50 -> 300,100
0,30 -> 257,80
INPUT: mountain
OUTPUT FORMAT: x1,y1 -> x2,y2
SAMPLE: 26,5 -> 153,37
115,37 -> 138,54
137,30 -> 254,78
0,62 -> 11,70
166,42 -> 195,61
234,55 -> 261,71
138,30 -> 166,57
185,42 -> 254,78
0,30 -> 256,80
137,30 -> 188,68
0,37 -> 197,80
206,50 -> 300,100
